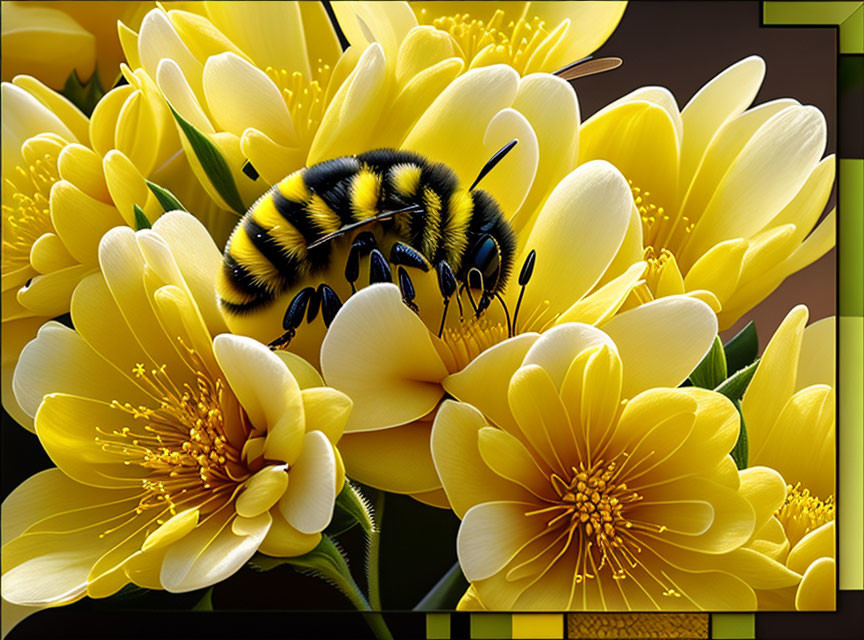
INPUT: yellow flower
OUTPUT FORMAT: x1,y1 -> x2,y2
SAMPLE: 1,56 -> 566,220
428,321 -> 785,610
2,212 -> 348,615
1,68 -> 229,429
119,1 -> 345,211
129,2 -> 623,216
578,56 -> 835,328
320,191 -> 718,504
333,1 -> 627,75
1,1 -> 152,89
741,306 -> 835,610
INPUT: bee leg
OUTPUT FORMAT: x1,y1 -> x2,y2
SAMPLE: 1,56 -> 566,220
369,249 -> 392,284
397,267 -> 418,313
352,231 -> 378,254
344,245 -> 360,294
318,284 -> 343,328
306,286 -> 322,323
436,260 -> 457,337
390,242 -> 430,272
269,286 -> 315,349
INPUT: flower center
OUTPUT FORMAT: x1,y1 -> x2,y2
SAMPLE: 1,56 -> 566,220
631,181 -> 693,256
96,348 -> 249,529
421,10 -> 553,74
441,315 -> 509,370
2,155 -> 59,274
265,60 -> 332,146
525,458 -> 667,585
775,482 -> 835,548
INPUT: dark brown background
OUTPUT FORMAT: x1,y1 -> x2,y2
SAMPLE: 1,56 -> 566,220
581,0 -> 837,345
3,2 -> 845,638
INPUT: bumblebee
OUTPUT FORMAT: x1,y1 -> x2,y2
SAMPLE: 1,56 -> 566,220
217,140 -> 537,348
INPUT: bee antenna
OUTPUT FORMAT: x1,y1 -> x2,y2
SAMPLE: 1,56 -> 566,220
469,139 -> 518,191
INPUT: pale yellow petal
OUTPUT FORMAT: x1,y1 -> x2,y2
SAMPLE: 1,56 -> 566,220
679,56 -> 766,193
279,431 -> 337,534
258,511 -> 320,558
684,106 -> 827,263
321,284 -> 448,432
458,501 -> 544,581
601,296 -> 718,399
742,305 -> 807,450
339,422 -> 442,494
202,52 -> 297,146
442,333 -> 539,436
516,161 -> 633,316
521,323 -> 615,389
796,316 -> 835,390
160,510 -> 270,592
795,557 -> 835,610
142,509 -> 199,552
301,387 -> 351,444
431,401 -> 532,517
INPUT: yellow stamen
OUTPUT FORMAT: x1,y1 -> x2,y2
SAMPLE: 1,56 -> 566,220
265,60 -> 332,146
776,482 -> 835,548
2,155 -> 59,274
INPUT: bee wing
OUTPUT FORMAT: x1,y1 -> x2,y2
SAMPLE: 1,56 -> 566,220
306,204 -> 423,249
554,56 -> 623,81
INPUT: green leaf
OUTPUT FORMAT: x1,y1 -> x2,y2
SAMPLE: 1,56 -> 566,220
326,481 -> 375,537
413,562 -> 469,611
714,358 -> 760,402
192,587 -> 214,611
61,67 -> 105,116
724,321 -> 759,374
689,336 -> 728,389
730,399 -> 749,469
146,180 -> 189,213
168,104 -> 246,215
133,204 -> 151,230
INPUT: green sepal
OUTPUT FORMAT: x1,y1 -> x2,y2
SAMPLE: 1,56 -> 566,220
61,67 -> 105,116
730,399 -> 749,469
413,562 -> 469,611
146,180 -> 189,213
167,104 -> 246,215
724,321 -> 759,374
326,481 -> 375,537
133,204 -> 152,230
249,535 -> 357,598
689,336 -> 728,389
714,358 -> 760,403
192,586 -> 214,611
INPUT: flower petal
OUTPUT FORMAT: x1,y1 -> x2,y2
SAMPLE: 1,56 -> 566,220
202,52 -> 297,145
601,296 -> 718,399
796,316 -> 835,390
301,387 -> 352,444
787,521 -> 835,575
339,422 -> 441,494
321,284 -> 448,431
458,501 -> 544,581
795,557 -> 835,610
279,431 -> 337,533
432,400 -> 534,517
160,510 -> 270,592
679,55 -> 766,192
236,466 -> 290,519
515,161 -> 632,316
259,511 -> 321,557
442,333 -> 540,436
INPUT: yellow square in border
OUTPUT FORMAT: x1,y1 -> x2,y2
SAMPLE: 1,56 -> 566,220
512,614 -> 563,639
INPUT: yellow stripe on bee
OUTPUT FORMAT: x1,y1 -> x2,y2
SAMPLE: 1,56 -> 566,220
443,189 -> 473,268
251,196 -> 307,259
216,268 -> 258,306
421,186 -> 442,258
307,195 -> 342,235
391,163 -> 422,197
350,169 -> 381,221
227,226 -> 282,292
277,170 -> 310,202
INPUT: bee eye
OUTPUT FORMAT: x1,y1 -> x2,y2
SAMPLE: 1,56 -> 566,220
467,235 -> 501,289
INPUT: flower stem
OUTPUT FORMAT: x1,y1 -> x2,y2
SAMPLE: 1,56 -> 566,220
367,490 -> 385,611
330,570 -> 393,640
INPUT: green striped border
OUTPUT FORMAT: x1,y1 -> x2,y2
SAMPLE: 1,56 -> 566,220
764,1 -> 864,52
712,613 -> 755,639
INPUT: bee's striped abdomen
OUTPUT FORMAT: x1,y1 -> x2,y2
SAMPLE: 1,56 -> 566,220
218,148 -> 515,315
